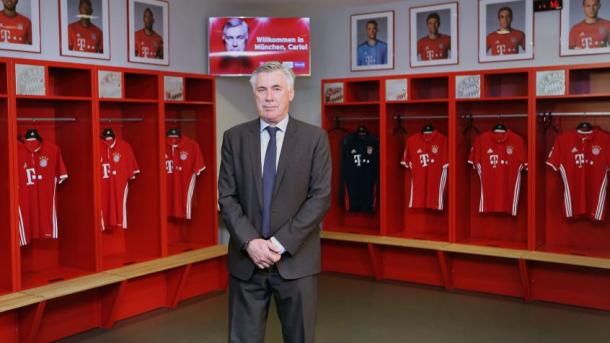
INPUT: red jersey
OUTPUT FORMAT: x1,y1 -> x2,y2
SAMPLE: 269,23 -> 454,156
0,11 -> 31,44
569,19 -> 610,49
417,34 -> 450,60
468,130 -> 527,216
486,30 -> 525,55
165,136 -> 206,219
100,137 -> 140,230
135,29 -> 163,58
68,21 -> 103,53
547,129 -> 610,221
18,140 -> 68,246
401,131 -> 448,210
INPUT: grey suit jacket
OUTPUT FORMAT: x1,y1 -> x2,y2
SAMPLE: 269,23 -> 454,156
218,116 -> 332,281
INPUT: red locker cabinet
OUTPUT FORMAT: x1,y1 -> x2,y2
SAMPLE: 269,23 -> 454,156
322,78 -> 381,235
163,74 -> 218,255
321,62 -> 610,311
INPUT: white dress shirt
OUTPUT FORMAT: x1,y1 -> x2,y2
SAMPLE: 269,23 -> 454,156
259,115 -> 289,254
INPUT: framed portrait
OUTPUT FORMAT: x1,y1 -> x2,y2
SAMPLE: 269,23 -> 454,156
350,11 -> 394,71
560,0 -> 610,56
128,0 -> 169,65
410,2 -> 458,67
385,78 -> 408,101
15,64 -> 45,95
324,82 -> 344,104
0,0 -> 40,52
479,0 -> 533,62
164,76 -> 184,101
98,70 -> 122,98
59,0 -> 110,59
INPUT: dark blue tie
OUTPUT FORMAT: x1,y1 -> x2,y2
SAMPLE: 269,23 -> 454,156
262,126 -> 278,238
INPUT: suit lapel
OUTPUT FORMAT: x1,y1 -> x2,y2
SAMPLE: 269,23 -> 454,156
273,118 -> 298,198
247,120 -> 263,209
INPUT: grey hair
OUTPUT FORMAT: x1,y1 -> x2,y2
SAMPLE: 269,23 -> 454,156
249,62 -> 295,91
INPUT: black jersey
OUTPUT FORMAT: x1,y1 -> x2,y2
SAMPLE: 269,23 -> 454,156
340,131 -> 379,212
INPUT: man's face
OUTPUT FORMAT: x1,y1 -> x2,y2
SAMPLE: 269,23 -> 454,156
3,0 -> 17,11
254,70 -> 294,124
583,0 -> 601,19
498,9 -> 512,30
427,18 -> 439,34
79,1 -> 92,16
223,25 -> 247,52
366,23 -> 378,40
143,10 -> 154,29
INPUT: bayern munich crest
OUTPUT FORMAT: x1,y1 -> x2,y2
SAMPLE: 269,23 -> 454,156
39,156 -> 48,168
113,152 -> 121,162
180,151 -> 189,160
592,146 -> 602,155
366,146 -> 373,155
432,145 -> 439,154
506,146 -> 514,155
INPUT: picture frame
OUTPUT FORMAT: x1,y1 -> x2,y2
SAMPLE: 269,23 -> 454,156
350,11 -> 394,71
98,70 -> 122,99
128,0 -> 169,65
456,75 -> 482,99
479,0 -> 534,62
410,2 -> 458,67
164,76 -> 184,101
385,78 -> 408,101
15,63 -> 45,96
0,0 -> 40,53
560,0 -> 610,56
59,0 -> 110,59
324,82 -> 344,104
536,70 -> 566,96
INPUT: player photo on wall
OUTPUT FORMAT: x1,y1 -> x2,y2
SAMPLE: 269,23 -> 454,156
0,0 -> 40,52
479,0 -> 533,62
59,0 -> 110,59
560,0 -> 610,56
128,0 -> 169,65
350,11 -> 394,71
410,2 -> 458,68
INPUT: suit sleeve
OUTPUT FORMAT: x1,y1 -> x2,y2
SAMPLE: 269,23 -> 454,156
218,131 -> 260,250
273,130 -> 332,256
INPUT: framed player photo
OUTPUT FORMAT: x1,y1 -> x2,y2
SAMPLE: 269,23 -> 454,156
128,0 -> 169,65
560,0 -> 610,56
479,0 -> 534,62
59,0 -> 110,59
0,0 -> 40,53
350,11 -> 394,71
410,2 -> 458,68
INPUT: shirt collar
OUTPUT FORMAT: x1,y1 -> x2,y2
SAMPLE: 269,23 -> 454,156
260,115 -> 289,134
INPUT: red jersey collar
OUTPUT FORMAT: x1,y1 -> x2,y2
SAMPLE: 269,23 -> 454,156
24,139 -> 42,153
492,129 -> 510,143
575,127 -> 598,141
420,130 -> 439,143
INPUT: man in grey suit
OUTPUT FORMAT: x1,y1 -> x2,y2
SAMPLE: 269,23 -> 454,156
218,61 -> 331,343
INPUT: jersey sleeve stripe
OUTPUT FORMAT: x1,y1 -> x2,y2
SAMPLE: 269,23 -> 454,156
196,166 -> 206,176
594,172 -> 608,221
512,164 -> 524,216
438,166 -> 448,210
476,163 -> 484,213
58,174 -> 69,184
122,184 -> 129,229
559,165 -> 573,218
186,174 -> 197,219
545,161 -> 558,171
18,207 -> 27,246
408,176 -> 414,208
53,177 -> 59,239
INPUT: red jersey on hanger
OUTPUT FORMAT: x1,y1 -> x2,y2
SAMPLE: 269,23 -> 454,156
165,136 -> 206,219
468,130 -> 527,216
100,137 -> 140,230
547,128 -> 610,221
18,140 -> 68,246
401,131 -> 448,210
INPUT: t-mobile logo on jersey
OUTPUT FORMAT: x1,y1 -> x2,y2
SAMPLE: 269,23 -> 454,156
165,160 -> 174,173
25,168 -> 42,186
0,29 -> 11,41
426,50 -> 434,60
419,153 -> 430,167
489,154 -> 499,167
581,37 -> 593,49
102,163 -> 114,179
496,45 -> 506,55
142,46 -> 150,57
77,38 -> 87,51
574,153 -> 585,167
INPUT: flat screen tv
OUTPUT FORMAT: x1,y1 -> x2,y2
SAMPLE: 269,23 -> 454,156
208,17 -> 311,76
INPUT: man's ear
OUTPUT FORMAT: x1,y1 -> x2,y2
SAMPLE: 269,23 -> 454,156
289,88 -> 295,101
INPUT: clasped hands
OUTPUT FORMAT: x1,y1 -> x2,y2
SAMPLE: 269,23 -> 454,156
246,238 -> 282,269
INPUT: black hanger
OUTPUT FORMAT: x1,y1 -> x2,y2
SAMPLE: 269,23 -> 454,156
421,124 -> 434,134
462,114 -> 480,136
167,127 -> 181,137
328,117 -> 349,134
542,112 -> 560,135
101,128 -> 115,140
393,116 -> 407,136
24,128 -> 42,142
492,123 -> 507,133
356,125 -> 368,136
576,122 -> 593,133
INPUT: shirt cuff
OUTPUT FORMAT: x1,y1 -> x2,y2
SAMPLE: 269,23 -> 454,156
270,236 -> 286,254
